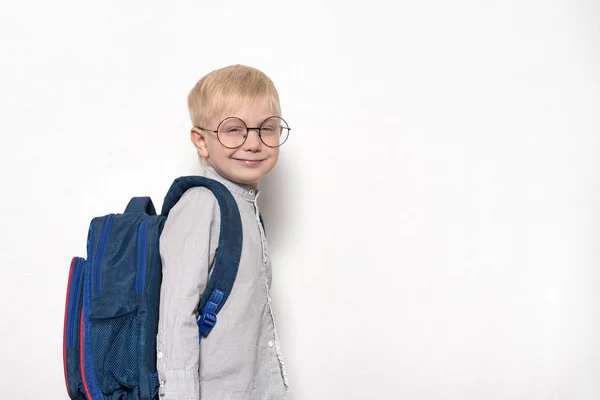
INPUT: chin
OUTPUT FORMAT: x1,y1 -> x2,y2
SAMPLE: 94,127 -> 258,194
236,165 -> 274,184
234,170 -> 265,185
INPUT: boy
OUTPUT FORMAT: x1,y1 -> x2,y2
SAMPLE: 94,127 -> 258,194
157,65 -> 290,400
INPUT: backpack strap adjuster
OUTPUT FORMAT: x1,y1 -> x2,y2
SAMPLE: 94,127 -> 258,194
197,289 -> 224,339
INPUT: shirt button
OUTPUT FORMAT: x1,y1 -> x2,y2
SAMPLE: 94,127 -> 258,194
157,351 -> 163,359
268,340 -> 274,348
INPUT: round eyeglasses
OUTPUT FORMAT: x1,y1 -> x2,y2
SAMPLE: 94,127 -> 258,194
197,116 -> 290,149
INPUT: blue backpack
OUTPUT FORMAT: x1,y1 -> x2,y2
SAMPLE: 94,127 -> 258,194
63,176 -> 243,400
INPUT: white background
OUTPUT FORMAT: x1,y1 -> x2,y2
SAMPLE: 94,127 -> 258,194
1,0 -> 599,399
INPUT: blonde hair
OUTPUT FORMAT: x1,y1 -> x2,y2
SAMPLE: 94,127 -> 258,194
188,64 -> 281,129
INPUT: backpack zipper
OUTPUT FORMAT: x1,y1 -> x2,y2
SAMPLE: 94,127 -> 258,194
65,257 -> 85,348
135,216 -> 152,294
93,214 -> 114,296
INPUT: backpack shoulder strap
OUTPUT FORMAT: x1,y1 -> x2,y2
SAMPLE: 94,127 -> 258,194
161,176 -> 243,339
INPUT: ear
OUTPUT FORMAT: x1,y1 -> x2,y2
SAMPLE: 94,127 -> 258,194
191,127 -> 210,159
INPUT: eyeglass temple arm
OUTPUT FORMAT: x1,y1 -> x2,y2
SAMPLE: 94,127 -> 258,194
195,126 -> 218,134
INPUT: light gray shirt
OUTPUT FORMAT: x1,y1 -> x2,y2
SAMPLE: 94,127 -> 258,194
157,167 -> 289,400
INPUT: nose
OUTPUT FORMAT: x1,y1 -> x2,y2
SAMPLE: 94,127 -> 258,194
242,128 -> 262,151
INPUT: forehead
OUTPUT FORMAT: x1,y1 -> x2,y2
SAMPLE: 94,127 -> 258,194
214,97 -> 279,124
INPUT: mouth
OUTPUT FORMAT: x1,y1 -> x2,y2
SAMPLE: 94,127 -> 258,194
233,158 -> 265,166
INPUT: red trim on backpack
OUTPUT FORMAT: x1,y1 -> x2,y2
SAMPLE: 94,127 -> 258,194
63,257 -> 75,398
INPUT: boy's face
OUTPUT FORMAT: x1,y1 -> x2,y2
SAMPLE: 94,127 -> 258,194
191,103 -> 280,190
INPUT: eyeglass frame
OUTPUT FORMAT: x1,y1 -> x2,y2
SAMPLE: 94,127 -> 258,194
195,116 -> 291,149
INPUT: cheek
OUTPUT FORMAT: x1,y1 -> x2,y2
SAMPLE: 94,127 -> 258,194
207,140 -> 234,158
263,149 -> 279,168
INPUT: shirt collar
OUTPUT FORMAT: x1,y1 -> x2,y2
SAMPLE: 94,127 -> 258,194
204,167 -> 258,201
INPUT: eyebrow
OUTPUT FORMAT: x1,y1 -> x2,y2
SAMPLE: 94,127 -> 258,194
224,115 -> 278,126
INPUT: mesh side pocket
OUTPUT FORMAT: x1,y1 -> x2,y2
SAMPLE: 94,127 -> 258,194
145,244 -> 162,397
90,311 -> 139,394
145,250 -> 160,369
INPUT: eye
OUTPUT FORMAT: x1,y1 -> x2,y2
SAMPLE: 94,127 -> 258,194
261,125 -> 276,133
227,127 -> 245,134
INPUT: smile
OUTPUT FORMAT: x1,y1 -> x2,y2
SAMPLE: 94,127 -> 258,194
234,159 -> 264,166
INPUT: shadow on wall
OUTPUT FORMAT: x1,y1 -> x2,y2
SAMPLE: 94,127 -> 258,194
257,157 -> 296,393
258,157 -> 292,252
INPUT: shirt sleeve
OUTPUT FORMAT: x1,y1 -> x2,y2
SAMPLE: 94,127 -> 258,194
156,187 -> 220,400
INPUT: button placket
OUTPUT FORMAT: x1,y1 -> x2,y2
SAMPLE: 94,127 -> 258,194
253,193 -> 289,390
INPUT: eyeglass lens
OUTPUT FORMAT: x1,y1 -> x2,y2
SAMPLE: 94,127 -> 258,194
217,117 -> 289,148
